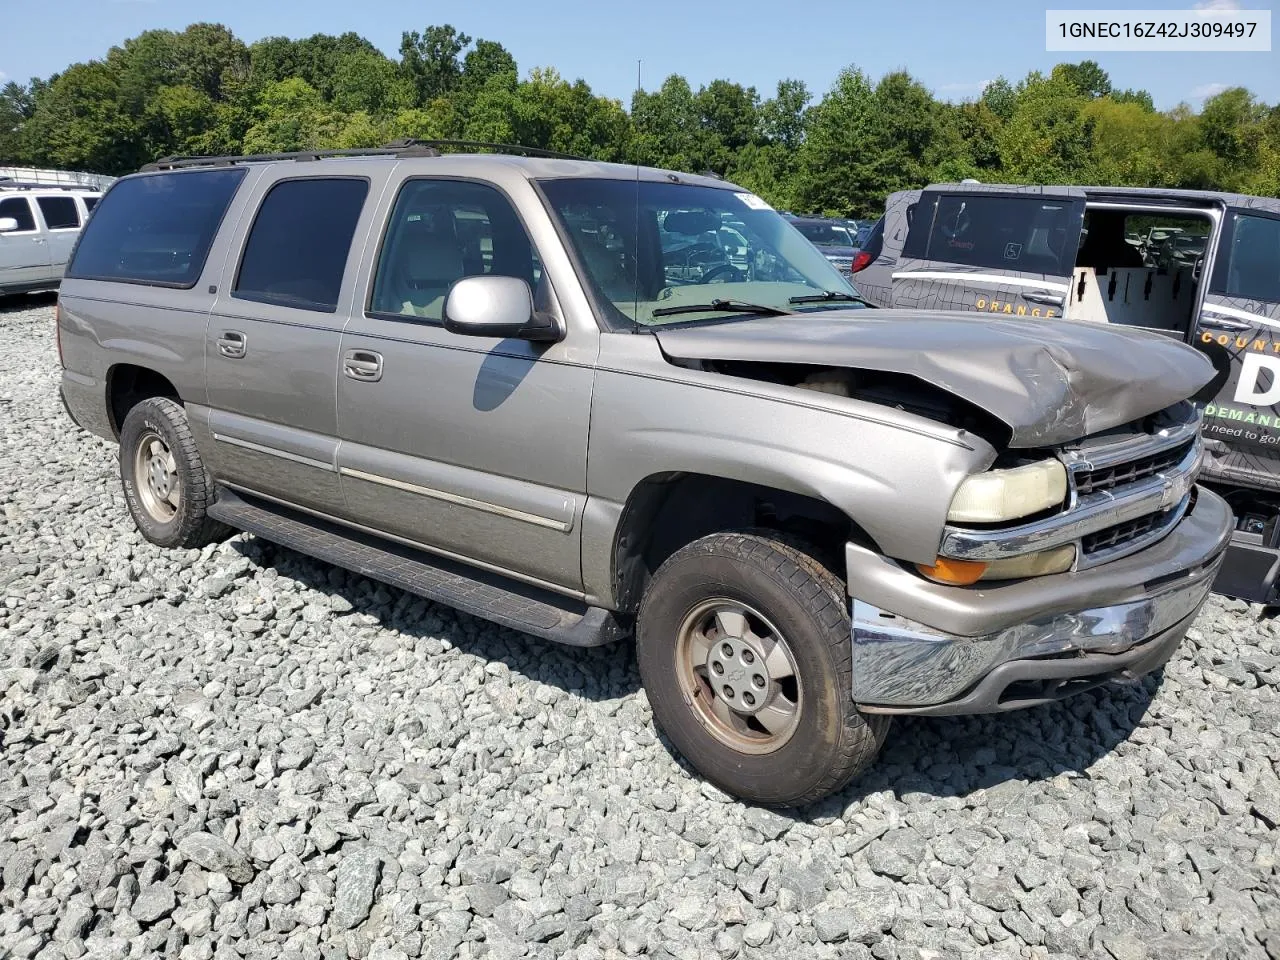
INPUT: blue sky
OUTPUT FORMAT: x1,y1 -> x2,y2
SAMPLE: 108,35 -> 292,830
0,0 -> 1275,110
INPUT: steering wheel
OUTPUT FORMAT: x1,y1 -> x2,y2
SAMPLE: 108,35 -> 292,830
702,262 -> 745,283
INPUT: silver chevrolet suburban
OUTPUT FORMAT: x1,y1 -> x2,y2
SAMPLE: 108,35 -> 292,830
57,142 -> 1233,806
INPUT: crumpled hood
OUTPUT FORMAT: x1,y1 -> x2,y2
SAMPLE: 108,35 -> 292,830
654,310 -> 1216,447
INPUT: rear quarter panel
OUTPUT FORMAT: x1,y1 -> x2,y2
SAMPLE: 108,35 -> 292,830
57,168 -> 264,444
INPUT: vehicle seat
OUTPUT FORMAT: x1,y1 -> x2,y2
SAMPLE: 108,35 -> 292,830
389,218 -> 466,319
1077,212 -> 1144,271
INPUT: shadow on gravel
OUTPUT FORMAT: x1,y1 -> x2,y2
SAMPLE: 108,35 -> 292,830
793,673 -> 1162,820
228,534 -> 1159,811
231,537 -> 643,700
0,291 -> 57,315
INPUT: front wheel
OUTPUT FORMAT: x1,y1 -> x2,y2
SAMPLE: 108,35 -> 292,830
637,531 -> 889,807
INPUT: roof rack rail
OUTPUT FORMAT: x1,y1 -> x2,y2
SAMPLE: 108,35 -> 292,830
383,139 -> 588,160
0,180 -> 94,192
141,146 -> 406,171
139,139 -> 589,172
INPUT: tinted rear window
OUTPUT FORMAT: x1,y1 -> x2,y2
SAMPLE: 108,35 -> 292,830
67,170 -> 246,287
233,177 -> 369,313
83,196 -> 99,212
37,196 -> 79,229
905,193 -> 1078,275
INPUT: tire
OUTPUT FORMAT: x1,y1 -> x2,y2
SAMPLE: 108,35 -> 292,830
637,530 -> 889,807
118,397 -> 230,549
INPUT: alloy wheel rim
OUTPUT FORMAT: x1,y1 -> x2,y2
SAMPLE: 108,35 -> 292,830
675,598 -> 802,755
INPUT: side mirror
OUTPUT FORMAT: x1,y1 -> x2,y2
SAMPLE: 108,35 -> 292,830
443,275 -> 563,343
0,218 -> 19,233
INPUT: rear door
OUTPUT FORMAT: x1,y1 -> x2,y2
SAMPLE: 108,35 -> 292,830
0,196 -> 49,289
1196,203 -> 1280,492
33,194 -> 83,282
204,170 -> 382,518
889,186 -> 1085,319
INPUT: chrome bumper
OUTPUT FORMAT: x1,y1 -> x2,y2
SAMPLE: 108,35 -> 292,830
850,486 -> 1232,714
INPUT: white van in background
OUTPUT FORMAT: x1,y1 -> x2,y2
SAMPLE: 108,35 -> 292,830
0,183 -> 102,296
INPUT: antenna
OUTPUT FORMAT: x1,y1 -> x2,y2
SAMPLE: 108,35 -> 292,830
633,58 -> 642,333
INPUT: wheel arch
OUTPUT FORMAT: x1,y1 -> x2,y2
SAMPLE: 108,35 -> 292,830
105,363 -> 182,438
607,471 -> 880,614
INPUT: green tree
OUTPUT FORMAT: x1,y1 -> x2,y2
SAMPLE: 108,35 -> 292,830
1053,60 -> 1111,99
19,62 -> 141,173
143,84 -> 218,157
981,77 -> 1016,121
997,71 -> 1095,183
399,25 -> 470,104
632,75 -> 701,170
331,49 -> 415,115
461,40 -> 518,95
0,81 -> 37,163
1199,87 -> 1267,173
242,77 -> 336,153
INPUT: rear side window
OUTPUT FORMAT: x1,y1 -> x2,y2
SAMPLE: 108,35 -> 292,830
83,196 -> 99,212
37,196 -> 80,230
0,196 -> 37,232
234,178 -> 369,313
1212,212 -> 1280,305
904,194 -> 1078,275
67,169 -> 246,287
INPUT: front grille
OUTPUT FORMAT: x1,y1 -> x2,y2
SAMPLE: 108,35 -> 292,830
1081,508 -> 1169,556
1074,439 -> 1195,496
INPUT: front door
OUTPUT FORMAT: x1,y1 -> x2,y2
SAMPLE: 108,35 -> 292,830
205,172 -> 377,517
335,176 -> 593,593
0,196 -> 49,289
33,195 -> 83,282
1195,205 -> 1280,492
889,186 -> 1086,320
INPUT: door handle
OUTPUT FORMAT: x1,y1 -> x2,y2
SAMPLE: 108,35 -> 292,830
1023,291 -> 1065,307
343,349 -> 383,382
216,330 -> 247,359
1201,315 -> 1250,332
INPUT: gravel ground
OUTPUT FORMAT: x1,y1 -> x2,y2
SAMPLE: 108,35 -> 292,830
1,294 -> 1278,960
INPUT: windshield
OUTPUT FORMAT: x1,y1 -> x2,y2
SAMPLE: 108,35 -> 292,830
538,178 -> 862,327
793,221 -> 855,247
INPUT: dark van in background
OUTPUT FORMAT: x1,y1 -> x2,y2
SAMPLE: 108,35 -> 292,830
856,183 -> 1280,604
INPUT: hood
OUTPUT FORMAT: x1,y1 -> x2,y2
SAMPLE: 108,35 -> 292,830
816,245 -> 858,258
654,310 -> 1215,448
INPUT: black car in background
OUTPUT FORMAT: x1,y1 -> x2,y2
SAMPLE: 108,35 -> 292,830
785,215 -> 860,274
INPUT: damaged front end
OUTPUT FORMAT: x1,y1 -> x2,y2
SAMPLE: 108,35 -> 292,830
654,310 -> 1233,715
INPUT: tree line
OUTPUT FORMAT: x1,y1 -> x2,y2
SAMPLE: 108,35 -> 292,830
1,23 -> 1276,217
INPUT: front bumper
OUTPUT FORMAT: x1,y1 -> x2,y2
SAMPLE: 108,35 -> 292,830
849,485 -> 1232,714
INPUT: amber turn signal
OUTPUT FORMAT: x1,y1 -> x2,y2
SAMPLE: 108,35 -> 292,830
916,557 -> 989,585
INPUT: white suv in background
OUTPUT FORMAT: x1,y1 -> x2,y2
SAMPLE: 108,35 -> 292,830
0,184 -> 101,296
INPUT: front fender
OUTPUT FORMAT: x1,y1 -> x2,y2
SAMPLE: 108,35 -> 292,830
581,337 -> 997,605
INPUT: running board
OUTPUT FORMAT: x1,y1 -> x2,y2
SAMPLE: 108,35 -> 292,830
207,488 -> 626,647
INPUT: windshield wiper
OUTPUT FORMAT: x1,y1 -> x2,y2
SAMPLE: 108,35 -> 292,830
651,298 -> 792,318
650,296 -> 788,320
788,290 -> 874,307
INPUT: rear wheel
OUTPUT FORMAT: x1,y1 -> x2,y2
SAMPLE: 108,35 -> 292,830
637,530 -> 889,807
119,397 -> 229,549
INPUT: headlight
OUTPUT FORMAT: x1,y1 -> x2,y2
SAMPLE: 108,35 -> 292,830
947,459 -> 1068,524
916,544 -> 1076,585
